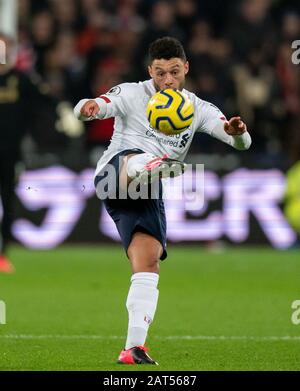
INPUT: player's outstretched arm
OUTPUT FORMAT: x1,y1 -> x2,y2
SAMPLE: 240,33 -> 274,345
207,114 -> 251,150
199,101 -> 252,151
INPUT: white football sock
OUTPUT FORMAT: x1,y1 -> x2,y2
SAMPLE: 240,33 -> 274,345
125,272 -> 159,350
126,153 -> 157,179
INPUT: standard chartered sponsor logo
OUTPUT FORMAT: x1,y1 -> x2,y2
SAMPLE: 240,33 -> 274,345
146,128 -> 191,148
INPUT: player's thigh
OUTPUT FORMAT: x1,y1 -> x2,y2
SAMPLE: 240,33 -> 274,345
127,231 -> 162,273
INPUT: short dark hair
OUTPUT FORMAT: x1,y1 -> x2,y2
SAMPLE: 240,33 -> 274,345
148,37 -> 186,63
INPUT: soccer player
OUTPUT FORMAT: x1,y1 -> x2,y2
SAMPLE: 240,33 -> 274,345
74,37 -> 251,365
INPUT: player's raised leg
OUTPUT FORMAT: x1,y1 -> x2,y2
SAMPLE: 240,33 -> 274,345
119,152 -> 186,188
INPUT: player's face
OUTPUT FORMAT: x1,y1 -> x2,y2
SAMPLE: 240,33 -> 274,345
148,58 -> 189,91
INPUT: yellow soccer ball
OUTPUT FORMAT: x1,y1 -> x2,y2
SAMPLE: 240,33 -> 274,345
146,88 -> 194,135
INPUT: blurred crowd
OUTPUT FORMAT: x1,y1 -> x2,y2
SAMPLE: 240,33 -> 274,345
12,0 -> 300,169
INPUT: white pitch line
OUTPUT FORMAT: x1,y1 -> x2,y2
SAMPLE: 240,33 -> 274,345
0,334 -> 300,341
163,335 -> 300,341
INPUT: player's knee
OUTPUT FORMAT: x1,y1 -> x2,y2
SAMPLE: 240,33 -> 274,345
132,258 -> 159,274
143,255 -> 160,271
128,250 -> 160,273
128,231 -> 162,272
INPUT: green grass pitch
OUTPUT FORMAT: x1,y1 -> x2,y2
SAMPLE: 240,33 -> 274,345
0,245 -> 300,371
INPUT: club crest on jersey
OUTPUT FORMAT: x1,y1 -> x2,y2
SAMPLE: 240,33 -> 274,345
107,86 -> 121,96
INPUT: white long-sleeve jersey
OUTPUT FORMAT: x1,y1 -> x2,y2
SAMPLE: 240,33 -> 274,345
74,79 -> 251,178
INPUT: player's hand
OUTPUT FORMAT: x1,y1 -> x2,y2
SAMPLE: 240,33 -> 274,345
80,100 -> 100,118
224,116 -> 247,136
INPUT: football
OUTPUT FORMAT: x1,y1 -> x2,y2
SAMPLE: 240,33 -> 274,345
146,88 -> 194,135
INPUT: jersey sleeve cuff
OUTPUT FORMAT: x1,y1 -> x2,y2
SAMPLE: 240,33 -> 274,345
232,132 -> 252,150
95,97 -> 108,119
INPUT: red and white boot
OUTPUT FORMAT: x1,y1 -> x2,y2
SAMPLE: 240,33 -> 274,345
118,345 -> 158,365
127,153 -> 186,185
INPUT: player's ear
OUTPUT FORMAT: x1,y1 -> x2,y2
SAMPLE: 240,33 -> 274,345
148,65 -> 153,78
184,61 -> 189,75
